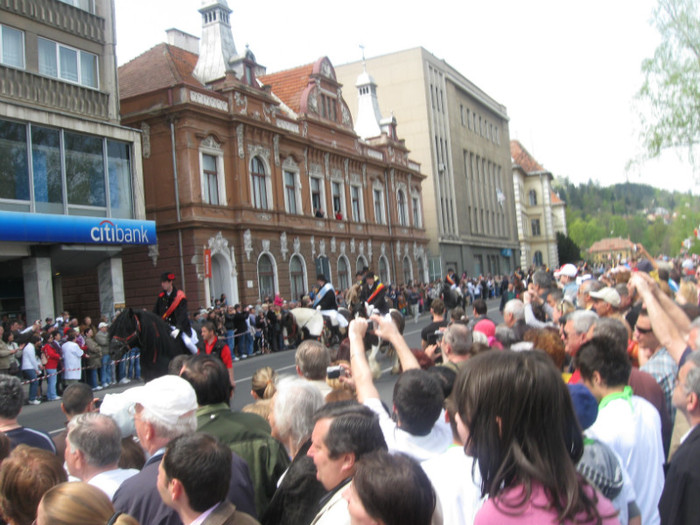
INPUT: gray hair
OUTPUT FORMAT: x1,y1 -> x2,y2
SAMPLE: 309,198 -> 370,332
295,340 -> 331,380
592,317 -> 628,354
67,413 -> 121,467
532,270 -> 553,290
140,407 -> 197,441
495,324 -> 517,347
570,310 -> 599,335
504,299 -> 525,321
0,376 -> 24,419
685,351 -> 700,396
444,323 -> 472,356
273,377 -> 324,452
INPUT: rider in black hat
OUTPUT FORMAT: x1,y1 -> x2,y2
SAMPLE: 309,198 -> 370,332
153,272 -> 193,348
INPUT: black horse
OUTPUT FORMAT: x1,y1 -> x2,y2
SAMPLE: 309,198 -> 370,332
109,308 -> 188,381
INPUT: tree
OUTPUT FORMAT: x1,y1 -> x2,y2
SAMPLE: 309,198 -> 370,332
636,0 -> 700,162
556,232 -> 581,264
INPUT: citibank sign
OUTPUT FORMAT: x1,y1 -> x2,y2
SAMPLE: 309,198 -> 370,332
0,211 -> 156,246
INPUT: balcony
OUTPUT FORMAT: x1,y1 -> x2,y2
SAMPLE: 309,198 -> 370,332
1,0 -> 105,43
0,66 -> 110,120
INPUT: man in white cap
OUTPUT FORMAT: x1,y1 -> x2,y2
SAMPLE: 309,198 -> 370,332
112,375 -> 257,524
589,287 -> 621,318
554,263 -> 579,302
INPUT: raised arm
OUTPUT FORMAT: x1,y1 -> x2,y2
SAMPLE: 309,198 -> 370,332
348,318 -> 380,403
370,314 -> 420,371
629,273 -> 687,363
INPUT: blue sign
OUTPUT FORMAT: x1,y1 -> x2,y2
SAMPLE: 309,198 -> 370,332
501,249 -> 513,257
0,211 -> 157,245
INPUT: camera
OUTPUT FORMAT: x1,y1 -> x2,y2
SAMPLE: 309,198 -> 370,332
434,330 -> 444,341
326,365 -> 343,379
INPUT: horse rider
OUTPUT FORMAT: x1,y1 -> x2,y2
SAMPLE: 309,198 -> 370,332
153,271 -> 197,354
360,270 -> 388,315
312,274 -> 338,311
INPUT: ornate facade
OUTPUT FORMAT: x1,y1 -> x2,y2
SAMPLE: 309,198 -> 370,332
117,2 -> 428,308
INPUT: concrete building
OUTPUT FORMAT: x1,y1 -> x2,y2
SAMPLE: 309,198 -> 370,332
336,48 -> 519,280
510,140 -> 567,269
117,0 -> 429,309
0,0 -> 151,322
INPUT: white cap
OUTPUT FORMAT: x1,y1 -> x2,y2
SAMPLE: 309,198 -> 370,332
124,375 -> 197,427
589,287 -> 621,307
554,263 -> 577,278
100,392 -> 136,438
98,322 -> 108,329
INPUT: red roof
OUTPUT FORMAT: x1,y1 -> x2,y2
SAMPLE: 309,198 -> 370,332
118,43 -> 201,99
259,63 -> 315,114
588,237 -> 635,253
510,140 -> 546,173
551,191 -> 563,204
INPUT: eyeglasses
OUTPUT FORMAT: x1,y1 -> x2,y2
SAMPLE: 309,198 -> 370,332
635,325 -> 653,334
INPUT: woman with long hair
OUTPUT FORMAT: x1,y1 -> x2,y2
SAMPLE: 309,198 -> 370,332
452,350 -> 620,524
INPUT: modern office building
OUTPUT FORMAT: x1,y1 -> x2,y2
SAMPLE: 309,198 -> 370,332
117,0 -> 429,308
0,0 -> 151,321
336,48 -> 520,279
510,140 -> 567,269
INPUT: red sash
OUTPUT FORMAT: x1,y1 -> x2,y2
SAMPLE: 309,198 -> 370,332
162,290 -> 186,321
367,282 -> 385,304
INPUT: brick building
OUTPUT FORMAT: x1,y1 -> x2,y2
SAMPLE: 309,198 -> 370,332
117,0 -> 429,309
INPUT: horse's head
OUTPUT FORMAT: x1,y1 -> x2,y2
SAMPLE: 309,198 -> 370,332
108,308 -> 139,362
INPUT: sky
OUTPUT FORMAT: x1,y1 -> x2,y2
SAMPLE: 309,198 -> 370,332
114,0 -> 698,194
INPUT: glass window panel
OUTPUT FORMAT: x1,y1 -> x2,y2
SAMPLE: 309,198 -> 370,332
2,26 -> 24,68
284,171 -> 297,214
32,126 -> 63,213
290,255 -> 305,301
38,38 -> 57,77
379,257 -> 389,284
59,46 -> 78,82
0,119 -> 29,202
80,52 -> 97,88
107,140 -> 133,218
258,254 -> 274,300
65,131 -> 105,206
338,257 -> 349,291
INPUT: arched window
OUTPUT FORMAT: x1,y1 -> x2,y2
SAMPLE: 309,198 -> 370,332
379,255 -> 390,284
397,189 -> 408,226
533,250 -> 543,267
529,189 -> 537,206
337,256 -> 350,291
402,256 -> 412,285
356,255 -> 368,274
251,157 -> 268,209
416,256 -> 424,284
257,253 -> 275,300
289,254 -> 306,302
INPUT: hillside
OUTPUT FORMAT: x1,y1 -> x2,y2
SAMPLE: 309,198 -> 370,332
552,179 -> 700,257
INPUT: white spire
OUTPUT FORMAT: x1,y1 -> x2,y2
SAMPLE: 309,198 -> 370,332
193,0 -> 237,84
354,58 -> 383,140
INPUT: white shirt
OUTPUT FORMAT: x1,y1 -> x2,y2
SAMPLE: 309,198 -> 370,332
190,502 -> 218,525
61,341 -> 84,380
309,481 -> 350,525
89,468 -> 139,500
21,342 -> 39,372
422,445 -> 484,525
364,397 -> 452,462
587,393 -> 664,525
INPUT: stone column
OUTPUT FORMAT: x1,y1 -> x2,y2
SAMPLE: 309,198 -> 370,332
22,257 -> 54,323
98,257 -> 125,321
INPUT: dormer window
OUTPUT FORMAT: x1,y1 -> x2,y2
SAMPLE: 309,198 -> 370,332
320,94 -> 337,122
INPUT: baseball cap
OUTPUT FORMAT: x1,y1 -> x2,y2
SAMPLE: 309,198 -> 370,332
98,322 -> 108,329
568,383 -> 598,430
588,287 -> 621,307
124,375 -> 197,427
554,263 -> 578,278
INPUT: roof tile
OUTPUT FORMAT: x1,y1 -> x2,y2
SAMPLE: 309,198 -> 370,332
510,140 -> 546,173
259,63 -> 315,114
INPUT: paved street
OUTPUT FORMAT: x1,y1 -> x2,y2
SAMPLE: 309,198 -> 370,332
18,297 -> 505,439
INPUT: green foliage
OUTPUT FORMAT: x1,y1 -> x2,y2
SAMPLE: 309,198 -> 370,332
556,232 -> 581,263
554,177 -> 700,258
636,0 -> 700,161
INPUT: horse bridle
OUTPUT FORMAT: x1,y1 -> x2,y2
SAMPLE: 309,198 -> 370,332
111,315 -> 142,349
